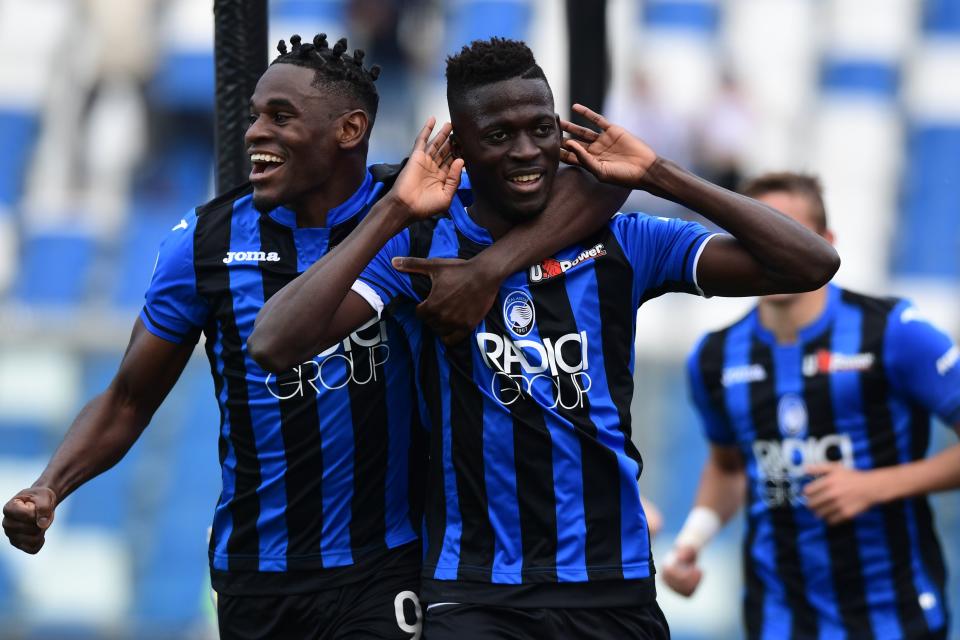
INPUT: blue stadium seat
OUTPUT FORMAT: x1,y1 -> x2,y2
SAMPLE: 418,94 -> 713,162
445,0 -> 532,54
271,0 -> 343,22
149,52 -> 215,111
924,0 -> 960,34
0,110 -> 38,206
113,213 -> 182,308
14,232 -> 97,305
821,59 -> 899,99
894,125 -> 960,279
0,419 -> 49,458
643,0 -> 719,32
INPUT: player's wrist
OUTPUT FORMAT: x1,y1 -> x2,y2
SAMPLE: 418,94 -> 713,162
674,505 -> 722,551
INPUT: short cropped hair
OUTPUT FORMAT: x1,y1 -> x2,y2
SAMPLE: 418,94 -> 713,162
740,172 -> 828,232
445,37 -> 549,110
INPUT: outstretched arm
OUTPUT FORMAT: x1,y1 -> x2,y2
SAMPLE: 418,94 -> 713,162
395,167 -> 628,344
562,104 -> 840,296
2,320 -> 195,554
249,119 -> 465,372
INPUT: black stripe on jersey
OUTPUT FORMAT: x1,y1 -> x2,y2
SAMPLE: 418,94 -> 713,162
697,329 -> 730,428
195,195 -> 261,570
345,320 -> 389,554
592,229 -> 643,468
407,220 -> 446,571
328,216 -> 361,251
483,289 -> 558,583
529,267 -> 622,581
845,290 -> 930,634
447,230 -> 494,581
801,329 -> 872,636
257,218 -> 326,566
749,337 -> 819,640
743,517 -> 765,639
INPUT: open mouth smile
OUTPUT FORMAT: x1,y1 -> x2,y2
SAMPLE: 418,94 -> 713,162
249,152 -> 285,181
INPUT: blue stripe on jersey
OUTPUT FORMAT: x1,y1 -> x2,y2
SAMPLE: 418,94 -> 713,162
888,395 -> 947,629
833,299 -> 902,637
227,206 -> 289,571
725,320 -> 792,638
543,409 -> 588,582
434,348 -> 463,580
211,321 -> 236,571
566,261 -> 648,576
314,350 -> 355,567
773,343 -> 845,636
384,321 -> 417,547
476,316 -> 524,584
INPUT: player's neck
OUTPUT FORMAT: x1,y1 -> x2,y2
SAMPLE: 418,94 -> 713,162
290,163 -> 367,228
757,285 -> 830,344
465,197 -> 517,241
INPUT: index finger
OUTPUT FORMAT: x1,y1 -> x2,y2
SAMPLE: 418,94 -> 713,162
413,116 -> 438,152
3,497 -> 35,519
571,103 -> 611,130
560,119 -> 599,142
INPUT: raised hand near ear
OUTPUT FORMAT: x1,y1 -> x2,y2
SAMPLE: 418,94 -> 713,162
560,104 -> 658,189
388,118 -> 465,222
392,256 -> 500,345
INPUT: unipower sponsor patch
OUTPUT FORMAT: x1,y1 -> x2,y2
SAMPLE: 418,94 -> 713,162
529,243 -> 606,283
802,349 -> 875,377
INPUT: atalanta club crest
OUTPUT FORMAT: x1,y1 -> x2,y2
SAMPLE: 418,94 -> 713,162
503,291 -> 536,337
777,393 -> 808,438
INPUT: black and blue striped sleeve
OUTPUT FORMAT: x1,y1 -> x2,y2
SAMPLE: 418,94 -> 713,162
687,335 -> 737,445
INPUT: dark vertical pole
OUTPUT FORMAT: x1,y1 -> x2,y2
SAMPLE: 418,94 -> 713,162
213,0 -> 268,194
566,0 -> 609,129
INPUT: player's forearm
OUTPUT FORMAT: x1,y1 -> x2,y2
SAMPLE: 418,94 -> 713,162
693,455 -> 746,524
472,167 -> 629,279
640,159 -> 839,290
871,442 -> 960,504
34,388 -> 148,501
250,196 -> 410,371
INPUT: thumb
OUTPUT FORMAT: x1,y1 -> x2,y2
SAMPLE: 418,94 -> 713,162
30,488 -> 57,529
674,545 -> 698,565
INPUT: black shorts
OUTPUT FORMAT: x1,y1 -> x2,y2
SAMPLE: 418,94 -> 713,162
422,600 -> 670,640
217,564 -> 422,640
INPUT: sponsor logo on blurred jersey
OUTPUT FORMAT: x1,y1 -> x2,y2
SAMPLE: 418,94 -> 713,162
721,363 -> 767,386
937,345 -> 959,376
754,432 -> 854,508
802,349 -> 875,377
223,250 -> 281,264
172,219 -> 188,231
265,317 -> 390,398
529,243 -> 606,283
503,291 -> 536,337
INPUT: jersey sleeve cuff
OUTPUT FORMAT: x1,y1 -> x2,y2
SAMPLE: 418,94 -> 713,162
351,280 -> 385,318
140,307 -> 198,344
691,233 -> 720,297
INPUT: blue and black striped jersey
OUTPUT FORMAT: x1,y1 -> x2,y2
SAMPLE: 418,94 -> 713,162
141,169 -> 425,595
353,197 -> 715,606
688,284 -> 960,639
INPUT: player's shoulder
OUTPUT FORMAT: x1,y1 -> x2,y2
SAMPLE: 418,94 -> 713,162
196,182 -> 255,221
837,286 -> 903,319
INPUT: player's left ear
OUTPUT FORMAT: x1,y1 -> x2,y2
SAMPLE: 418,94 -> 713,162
338,110 -> 369,149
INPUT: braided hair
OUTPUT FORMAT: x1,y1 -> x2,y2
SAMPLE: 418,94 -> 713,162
272,34 -> 381,121
445,37 -> 549,110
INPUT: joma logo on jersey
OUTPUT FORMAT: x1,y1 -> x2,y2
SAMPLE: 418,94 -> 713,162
529,243 -> 606,283
223,250 -> 280,264
477,331 -> 592,409
265,317 -> 390,398
802,349 -> 875,377
721,363 -> 767,386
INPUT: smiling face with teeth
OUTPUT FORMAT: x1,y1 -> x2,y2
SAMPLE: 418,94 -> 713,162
449,75 -> 561,235
245,63 -> 371,217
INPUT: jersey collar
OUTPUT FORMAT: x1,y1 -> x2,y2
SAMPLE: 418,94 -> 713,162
264,170 -> 377,229
449,194 -> 494,246
752,283 -> 841,346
